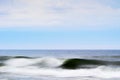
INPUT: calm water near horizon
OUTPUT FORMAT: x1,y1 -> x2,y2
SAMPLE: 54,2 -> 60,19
0,50 -> 120,57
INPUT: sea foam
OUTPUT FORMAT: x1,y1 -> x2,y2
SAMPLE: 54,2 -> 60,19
0,57 -> 120,79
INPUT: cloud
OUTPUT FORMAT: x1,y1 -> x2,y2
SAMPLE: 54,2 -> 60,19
0,0 -> 120,29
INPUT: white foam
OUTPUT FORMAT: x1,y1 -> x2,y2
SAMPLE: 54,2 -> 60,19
33,57 -> 63,68
4,58 -> 34,67
1,66 -> 120,78
4,57 -> 63,68
1,58 -> 120,79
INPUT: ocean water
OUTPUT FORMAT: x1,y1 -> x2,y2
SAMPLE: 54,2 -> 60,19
0,50 -> 120,80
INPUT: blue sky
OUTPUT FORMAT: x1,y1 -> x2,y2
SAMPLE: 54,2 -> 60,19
0,0 -> 120,49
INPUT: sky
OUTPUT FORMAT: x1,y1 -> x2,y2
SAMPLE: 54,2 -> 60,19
0,0 -> 120,49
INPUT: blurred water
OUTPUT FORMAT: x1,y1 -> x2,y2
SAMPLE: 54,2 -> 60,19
0,50 -> 120,80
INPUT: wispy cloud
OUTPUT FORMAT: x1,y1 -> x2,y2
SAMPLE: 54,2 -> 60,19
0,0 -> 120,29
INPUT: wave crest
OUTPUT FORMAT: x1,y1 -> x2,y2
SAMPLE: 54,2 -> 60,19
0,57 -> 120,78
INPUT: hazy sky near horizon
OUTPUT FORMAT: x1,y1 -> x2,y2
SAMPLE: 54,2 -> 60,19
0,0 -> 120,49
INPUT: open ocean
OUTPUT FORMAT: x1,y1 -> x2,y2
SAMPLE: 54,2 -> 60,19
0,50 -> 120,80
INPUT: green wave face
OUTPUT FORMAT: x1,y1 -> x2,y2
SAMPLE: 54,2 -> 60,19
60,58 -> 119,69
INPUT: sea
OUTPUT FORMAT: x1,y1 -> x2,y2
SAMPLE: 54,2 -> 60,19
0,50 -> 120,80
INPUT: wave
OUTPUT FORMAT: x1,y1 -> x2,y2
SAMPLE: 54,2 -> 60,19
61,58 -> 120,69
3,57 -> 63,68
1,56 -> 120,68
1,65 -> 120,78
0,56 -> 120,78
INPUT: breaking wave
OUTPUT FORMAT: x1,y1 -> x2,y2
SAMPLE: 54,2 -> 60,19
0,56 -> 120,78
